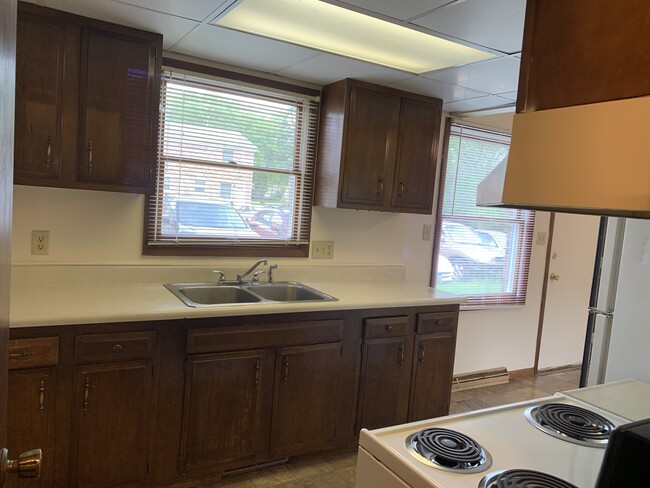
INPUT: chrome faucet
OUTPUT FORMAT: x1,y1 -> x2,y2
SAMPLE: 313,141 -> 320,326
237,259 -> 267,283
268,263 -> 278,284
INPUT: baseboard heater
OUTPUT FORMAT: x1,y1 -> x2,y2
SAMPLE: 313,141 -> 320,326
452,367 -> 509,392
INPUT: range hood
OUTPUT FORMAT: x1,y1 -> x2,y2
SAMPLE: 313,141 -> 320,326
477,96 -> 650,218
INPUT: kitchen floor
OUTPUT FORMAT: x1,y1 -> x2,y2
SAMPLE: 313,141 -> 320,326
191,368 -> 580,488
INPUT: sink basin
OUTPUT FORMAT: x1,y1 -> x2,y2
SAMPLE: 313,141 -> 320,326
164,281 -> 336,307
245,283 -> 335,302
165,284 -> 261,307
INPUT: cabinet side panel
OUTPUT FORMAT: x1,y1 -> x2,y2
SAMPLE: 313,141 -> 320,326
315,80 -> 346,208
518,0 -> 650,111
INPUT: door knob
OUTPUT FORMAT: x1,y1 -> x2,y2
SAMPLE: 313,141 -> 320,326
0,448 -> 42,485
549,273 -> 560,281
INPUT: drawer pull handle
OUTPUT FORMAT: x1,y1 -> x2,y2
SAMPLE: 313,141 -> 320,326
9,352 -> 34,359
39,380 -> 45,414
436,319 -> 443,325
377,176 -> 384,196
112,344 -> 123,354
254,359 -> 260,389
398,344 -> 404,368
398,181 -> 404,198
83,376 -> 90,412
385,325 -> 393,332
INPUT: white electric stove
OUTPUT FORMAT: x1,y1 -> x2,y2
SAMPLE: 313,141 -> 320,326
356,391 -> 635,488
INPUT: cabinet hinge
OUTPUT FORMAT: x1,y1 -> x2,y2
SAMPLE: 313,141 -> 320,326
340,344 -> 343,356
146,461 -> 150,474
154,47 -> 158,60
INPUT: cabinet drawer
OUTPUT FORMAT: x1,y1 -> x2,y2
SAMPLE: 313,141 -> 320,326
363,316 -> 409,339
8,337 -> 59,370
75,331 -> 155,363
187,320 -> 343,354
416,312 -> 457,334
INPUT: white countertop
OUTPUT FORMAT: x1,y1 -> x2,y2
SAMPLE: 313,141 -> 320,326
563,379 -> 650,421
9,280 -> 463,328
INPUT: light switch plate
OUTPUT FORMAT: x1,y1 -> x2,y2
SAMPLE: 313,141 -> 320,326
312,241 -> 334,259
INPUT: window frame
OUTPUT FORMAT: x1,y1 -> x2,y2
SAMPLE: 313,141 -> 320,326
431,118 -> 536,307
142,59 -> 320,258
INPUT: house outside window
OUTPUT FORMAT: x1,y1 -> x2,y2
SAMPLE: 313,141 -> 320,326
144,61 -> 320,257
432,120 -> 535,307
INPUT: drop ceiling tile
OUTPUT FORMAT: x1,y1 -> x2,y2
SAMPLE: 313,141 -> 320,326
388,76 -> 485,104
412,0 -> 526,53
172,24 -> 320,74
424,57 -> 520,95
114,0 -> 228,22
40,0 -> 198,48
443,95 -> 515,114
499,91 -> 518,101
331,0 -> 450,21
276,53 -> 413,86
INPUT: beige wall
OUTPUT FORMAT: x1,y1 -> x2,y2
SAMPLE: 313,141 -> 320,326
11,110 -> 553,375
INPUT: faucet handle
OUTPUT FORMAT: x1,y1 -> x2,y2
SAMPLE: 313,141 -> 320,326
268,264 -> 278,285
252,270 -> 265,284
212,270 -> 227,284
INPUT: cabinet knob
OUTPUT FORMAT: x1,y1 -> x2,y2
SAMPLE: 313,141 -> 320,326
385,325 -> 393,331
112,344 -> 123,354
0,448 -> 42,483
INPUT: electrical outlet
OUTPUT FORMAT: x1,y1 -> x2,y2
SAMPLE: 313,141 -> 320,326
536,231 -> 547,246
31,230 -> 50,255
312,241 -> 334,259
422,224 -> 432,241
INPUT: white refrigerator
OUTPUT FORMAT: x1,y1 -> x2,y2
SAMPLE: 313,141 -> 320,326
585,217 -> 650,385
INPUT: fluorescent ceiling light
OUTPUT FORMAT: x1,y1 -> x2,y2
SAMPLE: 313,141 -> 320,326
213,0 -> 495,74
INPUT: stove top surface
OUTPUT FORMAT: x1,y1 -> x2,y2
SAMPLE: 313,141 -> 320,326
478,469 -> 579,488
359,394 -> 631,488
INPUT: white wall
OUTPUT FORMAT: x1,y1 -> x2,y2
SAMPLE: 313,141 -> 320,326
11,111 -> 552,375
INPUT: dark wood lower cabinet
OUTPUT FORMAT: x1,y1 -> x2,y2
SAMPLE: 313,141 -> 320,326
6,304 -> 458,486
180,350 -> 274,473
7,368 -> 57,488
271,342 -> 344,457
357,337 -> 411,430
71,360 -> 154,488
409,331 -> 456,422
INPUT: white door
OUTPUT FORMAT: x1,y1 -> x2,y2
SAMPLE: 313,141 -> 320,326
537,213 -> 600,370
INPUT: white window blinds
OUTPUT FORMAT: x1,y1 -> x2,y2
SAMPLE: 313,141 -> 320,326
145,68 -> 319,253
433,120 -> 536,307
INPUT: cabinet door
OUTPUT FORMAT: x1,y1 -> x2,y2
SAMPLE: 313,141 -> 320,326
7,368 -> 56,488
271,342 -> 343,457
358,337 -> 411,430
14,10 -> 72,184
391,98 -> 441,213
409,332 -> 455,422
72,360 -> 154,488
341,86 -> 400,209
180,350 -> 273,473
77,27 -> 159,191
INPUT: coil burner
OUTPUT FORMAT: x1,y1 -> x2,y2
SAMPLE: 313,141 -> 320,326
479,469 -> 579,488
405,427 -> 492,473
525,402 -> 615,447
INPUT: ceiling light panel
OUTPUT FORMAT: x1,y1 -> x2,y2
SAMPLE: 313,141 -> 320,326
213,0 -> 495,74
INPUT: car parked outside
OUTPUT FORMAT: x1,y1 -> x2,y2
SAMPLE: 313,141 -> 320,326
246,208 -> 291,238
436,255 -> 454,283
474,229 -> 507,251
439,221 -> 505,280
163,199 -> 258,238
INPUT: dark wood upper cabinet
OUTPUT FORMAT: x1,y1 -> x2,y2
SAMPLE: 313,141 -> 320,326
517,0 -> 650,112
315,79 -> 442,214
14,2 -> 161,193
14,9 -> 75,184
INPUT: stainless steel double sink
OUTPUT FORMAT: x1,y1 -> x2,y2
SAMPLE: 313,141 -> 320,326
164,281 -> 337,307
